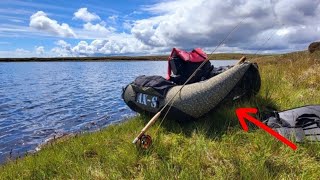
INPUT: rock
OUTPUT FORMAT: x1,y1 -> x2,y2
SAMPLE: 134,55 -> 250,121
308,42 -> 320,53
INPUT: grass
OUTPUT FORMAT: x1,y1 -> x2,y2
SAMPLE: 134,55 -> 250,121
1,51 -> 320,179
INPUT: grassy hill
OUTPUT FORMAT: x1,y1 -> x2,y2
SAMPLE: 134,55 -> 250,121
0,51 -> 320,179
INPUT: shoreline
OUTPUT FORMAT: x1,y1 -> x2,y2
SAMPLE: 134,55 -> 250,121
0,53 -> 268,62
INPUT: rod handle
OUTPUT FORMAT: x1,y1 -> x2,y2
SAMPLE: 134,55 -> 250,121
132,111 -> 161,144
236,56 -> 246,65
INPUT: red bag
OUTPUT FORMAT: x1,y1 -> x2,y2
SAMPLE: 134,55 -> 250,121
166,48 -> 208,80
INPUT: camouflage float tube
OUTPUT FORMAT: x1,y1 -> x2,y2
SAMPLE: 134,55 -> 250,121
122,62 -> 261,121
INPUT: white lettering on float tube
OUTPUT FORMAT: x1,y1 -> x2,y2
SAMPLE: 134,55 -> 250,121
151,96 -> 158,108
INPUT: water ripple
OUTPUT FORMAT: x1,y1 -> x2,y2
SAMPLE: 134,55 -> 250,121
0,60 -> 236,163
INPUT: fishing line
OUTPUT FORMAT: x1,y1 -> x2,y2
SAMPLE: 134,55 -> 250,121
252,22 -> 285,57
152,20 -> 286,144
153,17 -> 248,135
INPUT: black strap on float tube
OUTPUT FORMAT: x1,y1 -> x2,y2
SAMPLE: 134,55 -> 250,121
132,17 -> 248,144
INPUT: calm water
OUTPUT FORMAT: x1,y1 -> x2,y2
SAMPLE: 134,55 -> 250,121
0,60 -> 236,163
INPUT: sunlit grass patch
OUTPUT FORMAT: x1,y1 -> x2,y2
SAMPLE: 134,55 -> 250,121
1,51 -> 320,179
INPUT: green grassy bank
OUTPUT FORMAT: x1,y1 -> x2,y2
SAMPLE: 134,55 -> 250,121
1,51 -> 320,179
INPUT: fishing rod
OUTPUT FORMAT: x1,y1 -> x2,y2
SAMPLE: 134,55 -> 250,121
252,22 -> 285,58
132,17 -> 248,145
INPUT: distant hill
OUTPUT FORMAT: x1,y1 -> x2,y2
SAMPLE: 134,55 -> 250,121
0,53 -> 269,62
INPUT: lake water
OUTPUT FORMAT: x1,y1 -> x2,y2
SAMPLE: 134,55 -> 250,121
0,60 -> 237,163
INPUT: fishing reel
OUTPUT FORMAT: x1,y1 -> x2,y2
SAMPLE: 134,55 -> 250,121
137,134 -> 152,149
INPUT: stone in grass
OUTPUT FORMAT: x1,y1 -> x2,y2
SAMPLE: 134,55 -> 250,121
308,41 -> 320,53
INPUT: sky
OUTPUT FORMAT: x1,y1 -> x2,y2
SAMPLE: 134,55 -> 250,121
0,0 -> 319,57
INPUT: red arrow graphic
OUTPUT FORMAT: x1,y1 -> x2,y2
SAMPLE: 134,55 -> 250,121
236,108 -> 297,150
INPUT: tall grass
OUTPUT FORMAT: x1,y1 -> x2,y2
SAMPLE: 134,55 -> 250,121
0,51 -> 320,179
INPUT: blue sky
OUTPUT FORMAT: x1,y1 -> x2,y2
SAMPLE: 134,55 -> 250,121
0,0 -> 155,56
0,0 -> 319,57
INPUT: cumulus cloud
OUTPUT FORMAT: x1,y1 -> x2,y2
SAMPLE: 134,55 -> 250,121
273,0 -> 319,25
29,11 -> 76,38
72,22 -> 117,39
131,0 -> 320,52
24,0 -> 320,57
35,46 -> 44,55
51,40 -> 73,57
122,20 -> 133,30
70,36 -> 154,56
73,8 -> 100,22
49,34 -> 168,57
83,22 -> 116,34
55,40 -> 71,48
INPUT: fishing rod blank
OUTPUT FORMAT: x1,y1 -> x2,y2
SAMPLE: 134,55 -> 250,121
132,17 -> 248,145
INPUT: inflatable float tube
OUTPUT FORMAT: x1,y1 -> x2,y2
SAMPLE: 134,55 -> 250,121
122,61 -> 261,121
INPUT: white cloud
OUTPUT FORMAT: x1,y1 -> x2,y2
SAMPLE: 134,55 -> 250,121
70,36 -> 153,56
35,46 -> 44,55
66,0 -> 318,55
131,0 -> 320,52
3,0 -> 320,58
51,40 -> 73,57
16,48 -> 30,54
49,34 -> 167,57
0,48 -> 32,58
276,28 -> 290,36
55,40 -> 70,48
122,20 -> 133,30
73,8 -> 100,22
72,41 -> 94,55
29,11 -> 76,38
10,19 -> 25,23
108,15 -> 118,21
83,22 -> 115,34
